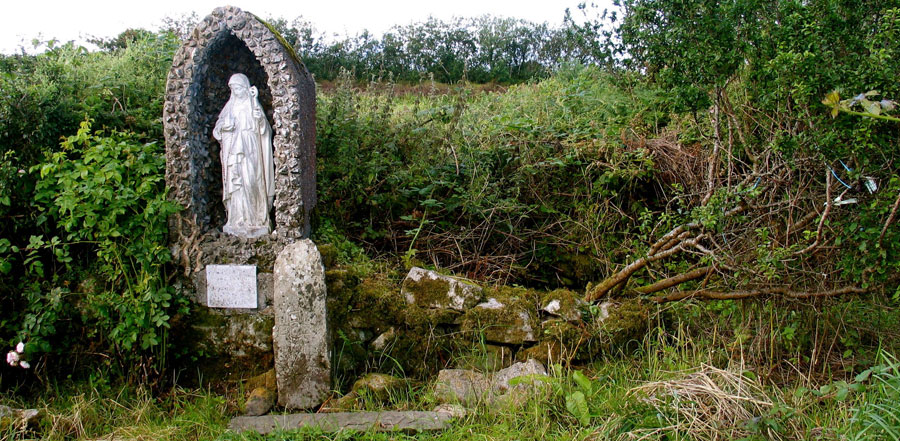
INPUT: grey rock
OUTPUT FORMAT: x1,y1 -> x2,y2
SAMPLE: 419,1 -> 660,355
257,272 -> 275,308
433,369 -> 493,406
370,327 -> 396,351
401,267 -> 482,311
229,411 -> 452,434
319,392 -> 359,413
596,301 -> 612,322
351,373 -> 407,401
274,239 -> 330,409
475,298 -> 504,310
433,360 -> 549,408
245,387 -> 276,416
431,403 -> 468,419
493,359 -> 548,393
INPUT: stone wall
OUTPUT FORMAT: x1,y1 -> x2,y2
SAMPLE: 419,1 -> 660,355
322,251 -> 651,389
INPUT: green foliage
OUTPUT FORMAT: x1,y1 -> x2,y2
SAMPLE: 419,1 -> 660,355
0,32 -> 176,162
618,0 -> 742,111
846,352 -> 900,441
263,15 -> 616,84
315,65 -> 663,285
1,121 -> 182,373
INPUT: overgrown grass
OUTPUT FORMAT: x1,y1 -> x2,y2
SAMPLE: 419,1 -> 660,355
0,384 -> 230,440
4,307 -> 896,441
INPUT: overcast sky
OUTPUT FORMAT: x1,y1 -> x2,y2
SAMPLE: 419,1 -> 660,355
3,0 -> 615,54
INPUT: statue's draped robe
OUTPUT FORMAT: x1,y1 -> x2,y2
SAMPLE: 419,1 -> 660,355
213,94 -> 275,235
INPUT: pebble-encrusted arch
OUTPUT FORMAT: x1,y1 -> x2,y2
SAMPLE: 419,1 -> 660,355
164,6 -> 316,272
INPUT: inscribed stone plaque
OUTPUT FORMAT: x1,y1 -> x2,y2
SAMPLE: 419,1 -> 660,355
207,265 -> 258,308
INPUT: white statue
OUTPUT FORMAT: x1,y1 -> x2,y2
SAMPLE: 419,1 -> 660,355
213,73 -> 275,238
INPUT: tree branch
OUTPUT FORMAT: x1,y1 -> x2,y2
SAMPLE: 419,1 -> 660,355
652,285 -> 867,303
635,266 -> 711,295
879,188 -> 900,245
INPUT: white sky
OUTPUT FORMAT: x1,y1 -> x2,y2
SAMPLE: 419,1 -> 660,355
2,0 -> 614,54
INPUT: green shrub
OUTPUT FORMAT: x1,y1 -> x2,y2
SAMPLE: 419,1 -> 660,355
1,121 -> 181,375
315,65 -> 664,285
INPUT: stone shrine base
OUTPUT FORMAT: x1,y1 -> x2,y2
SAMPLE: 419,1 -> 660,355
228,411 -> 452,434
224,224 -> 271,238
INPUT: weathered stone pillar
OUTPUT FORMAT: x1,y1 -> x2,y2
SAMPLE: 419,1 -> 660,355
273,239 -> 331,409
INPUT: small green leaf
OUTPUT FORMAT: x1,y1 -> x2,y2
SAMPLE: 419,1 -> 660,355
565,391 -> 590,425
572,370 -> 593,395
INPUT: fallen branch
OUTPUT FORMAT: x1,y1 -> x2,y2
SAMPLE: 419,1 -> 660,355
585,235 -> 703,302
793,170 -> 832,256
585,203 -> 745,303
879,188 -> 900,244
651,285 -> 867,303
635,266 -> 712,295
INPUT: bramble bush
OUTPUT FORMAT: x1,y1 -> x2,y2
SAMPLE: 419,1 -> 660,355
315,65 -> 666,285
1,121 -> 182,377
0,32 -> 180,378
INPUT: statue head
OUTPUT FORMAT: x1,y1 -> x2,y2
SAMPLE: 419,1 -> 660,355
228,73 -> 251,99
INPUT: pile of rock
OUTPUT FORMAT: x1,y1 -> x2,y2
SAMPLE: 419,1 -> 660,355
326,264 -> 650,379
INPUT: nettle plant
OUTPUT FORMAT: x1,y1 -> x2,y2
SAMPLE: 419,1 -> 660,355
1,121 -> 182,373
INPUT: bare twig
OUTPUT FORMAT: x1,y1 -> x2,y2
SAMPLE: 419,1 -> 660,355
793,170 -> 832,256
652,285 -> 867,303
878,188 -> 900,244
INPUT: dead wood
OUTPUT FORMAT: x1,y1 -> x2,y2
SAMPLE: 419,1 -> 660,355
635,266 -> 712,294
651,285 -> 867,303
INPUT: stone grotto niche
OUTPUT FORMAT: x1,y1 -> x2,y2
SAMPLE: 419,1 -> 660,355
164,5 -> 316,275
162,7 -> 319,383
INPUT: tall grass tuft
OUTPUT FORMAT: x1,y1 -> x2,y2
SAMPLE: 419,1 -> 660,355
847,351 -> 900,441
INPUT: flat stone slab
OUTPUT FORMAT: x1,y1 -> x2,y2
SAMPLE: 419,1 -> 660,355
206,264 -> 258,308
228,411 -> 452,434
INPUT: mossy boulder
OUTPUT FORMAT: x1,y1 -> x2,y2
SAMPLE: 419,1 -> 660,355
540,289 -> 585,322
244,386 -> 276,416
172,305 -> 274,383
351,373 -> 408,401
401,267 -> 483,311
244,369 -> 277,392
460,287 -> 539,345
368,325 -> 462,377
517,341 -> 563,365
455,344 -> 513,372
591,299 -> 650,351
433,369 -> 493,406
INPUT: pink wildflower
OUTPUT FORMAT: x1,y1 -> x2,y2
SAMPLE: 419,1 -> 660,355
6,350 -> 19,366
